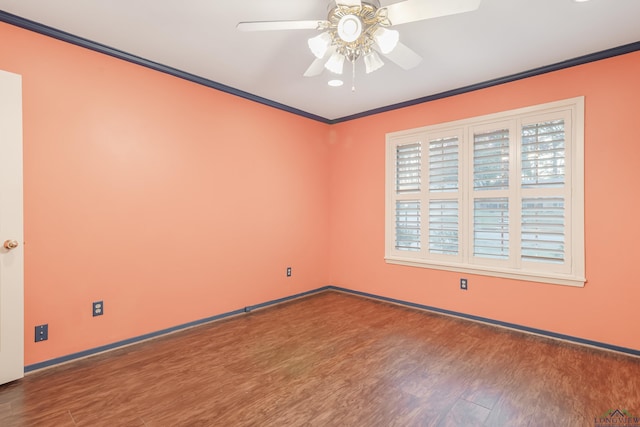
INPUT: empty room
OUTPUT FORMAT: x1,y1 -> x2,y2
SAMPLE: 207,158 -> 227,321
1,0 -> 639,426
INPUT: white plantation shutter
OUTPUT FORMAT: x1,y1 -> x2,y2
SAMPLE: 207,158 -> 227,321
520,118 -> 567,265
428,135 -> 460,256
474,128 -> 509,191
393,141 -> 423,253
522,120 -> 565,189
472,126 -> 511,262
386,97 -> 584,286
396,201 -> 421,251
473,198 -> 509,259
521,197 -> 565,263
429,200 -> 458,255
429,136 -> 458,192
396,143 -> 421,193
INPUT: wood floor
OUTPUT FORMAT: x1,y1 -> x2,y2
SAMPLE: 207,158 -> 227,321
1,291 -> 639,426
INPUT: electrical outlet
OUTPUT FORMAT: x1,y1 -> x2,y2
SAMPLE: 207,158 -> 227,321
93,301 -> 104,317
286,267 -> 292,277
35,324 -> 48,342
460,278 -> 468,290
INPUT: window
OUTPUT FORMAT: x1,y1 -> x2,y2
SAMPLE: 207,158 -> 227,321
385,97 -> 585,286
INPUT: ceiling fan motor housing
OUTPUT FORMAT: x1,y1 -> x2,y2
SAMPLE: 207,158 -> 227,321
337,15 -> 363,42
326,0 -> 381,14
327,0 -> 387,62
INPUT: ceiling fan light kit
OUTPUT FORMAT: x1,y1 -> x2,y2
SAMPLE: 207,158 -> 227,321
314,0 -> 392,76
325,51 -> 346,74
238,0 -> 482,82
364,50 -> 385,74
373,27 -> 400,54
308,31 -> 333,59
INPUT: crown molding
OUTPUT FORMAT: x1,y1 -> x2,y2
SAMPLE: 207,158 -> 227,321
2,10 -> 639,124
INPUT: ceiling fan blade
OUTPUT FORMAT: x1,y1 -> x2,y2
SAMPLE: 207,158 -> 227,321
303,46 -> 337,77
379,42 -> 422,70
304,58 -> 327,77
237,20 -> 326,31
384,0 -> 481,26
336,0 -> 362,6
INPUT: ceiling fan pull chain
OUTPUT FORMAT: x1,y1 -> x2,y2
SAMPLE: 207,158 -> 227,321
352,60 -> 356,92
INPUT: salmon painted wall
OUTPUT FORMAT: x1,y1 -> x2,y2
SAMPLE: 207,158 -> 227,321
2,19 -> 639,367
0,22 -> 331,366
329,51 -> 640,352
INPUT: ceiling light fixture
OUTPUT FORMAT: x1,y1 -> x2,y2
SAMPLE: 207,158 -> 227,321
364,50 -> 384,74
239,0 -> 484,84
308,32 -> 332,59
373,27 -> 399,54
307,0 -> 396,85
325,51 -> 346,74
328,79 -> 344,87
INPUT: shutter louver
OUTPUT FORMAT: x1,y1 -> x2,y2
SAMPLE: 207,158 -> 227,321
395,201 -> 421,251
522,120 -> 565,188
474,198 -> 509,259
474,129 -> 509,191
429,136 -> 458,192
522,197 -> 565,263
396,143 -> 421,194
429,200 -> 458,255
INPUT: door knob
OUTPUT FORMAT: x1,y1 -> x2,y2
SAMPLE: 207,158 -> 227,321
3,240 -> 18,250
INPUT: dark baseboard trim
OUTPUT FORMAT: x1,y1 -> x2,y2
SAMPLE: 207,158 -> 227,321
24,286 -> 332,373
326,286 -> 640,357
24,284 -> 639,373
2,10 -> 639,124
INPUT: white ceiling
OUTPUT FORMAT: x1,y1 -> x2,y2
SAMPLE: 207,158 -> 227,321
1,0 -> 639,121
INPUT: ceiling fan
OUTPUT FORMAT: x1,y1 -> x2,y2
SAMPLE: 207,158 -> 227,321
237,0 -> 481,80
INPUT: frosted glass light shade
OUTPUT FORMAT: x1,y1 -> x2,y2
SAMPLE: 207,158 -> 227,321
324,52 -> 345,74
308,32 -> 332,59
374,27 -> 400,54
364,50 -> 384,74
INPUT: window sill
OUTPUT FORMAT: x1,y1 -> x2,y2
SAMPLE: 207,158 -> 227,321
385,256 -> 586,287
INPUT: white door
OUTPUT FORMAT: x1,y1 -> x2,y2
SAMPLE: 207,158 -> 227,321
0,70 -> 24,385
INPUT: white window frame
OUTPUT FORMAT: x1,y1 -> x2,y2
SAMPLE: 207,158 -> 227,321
385,97 -> 585,287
